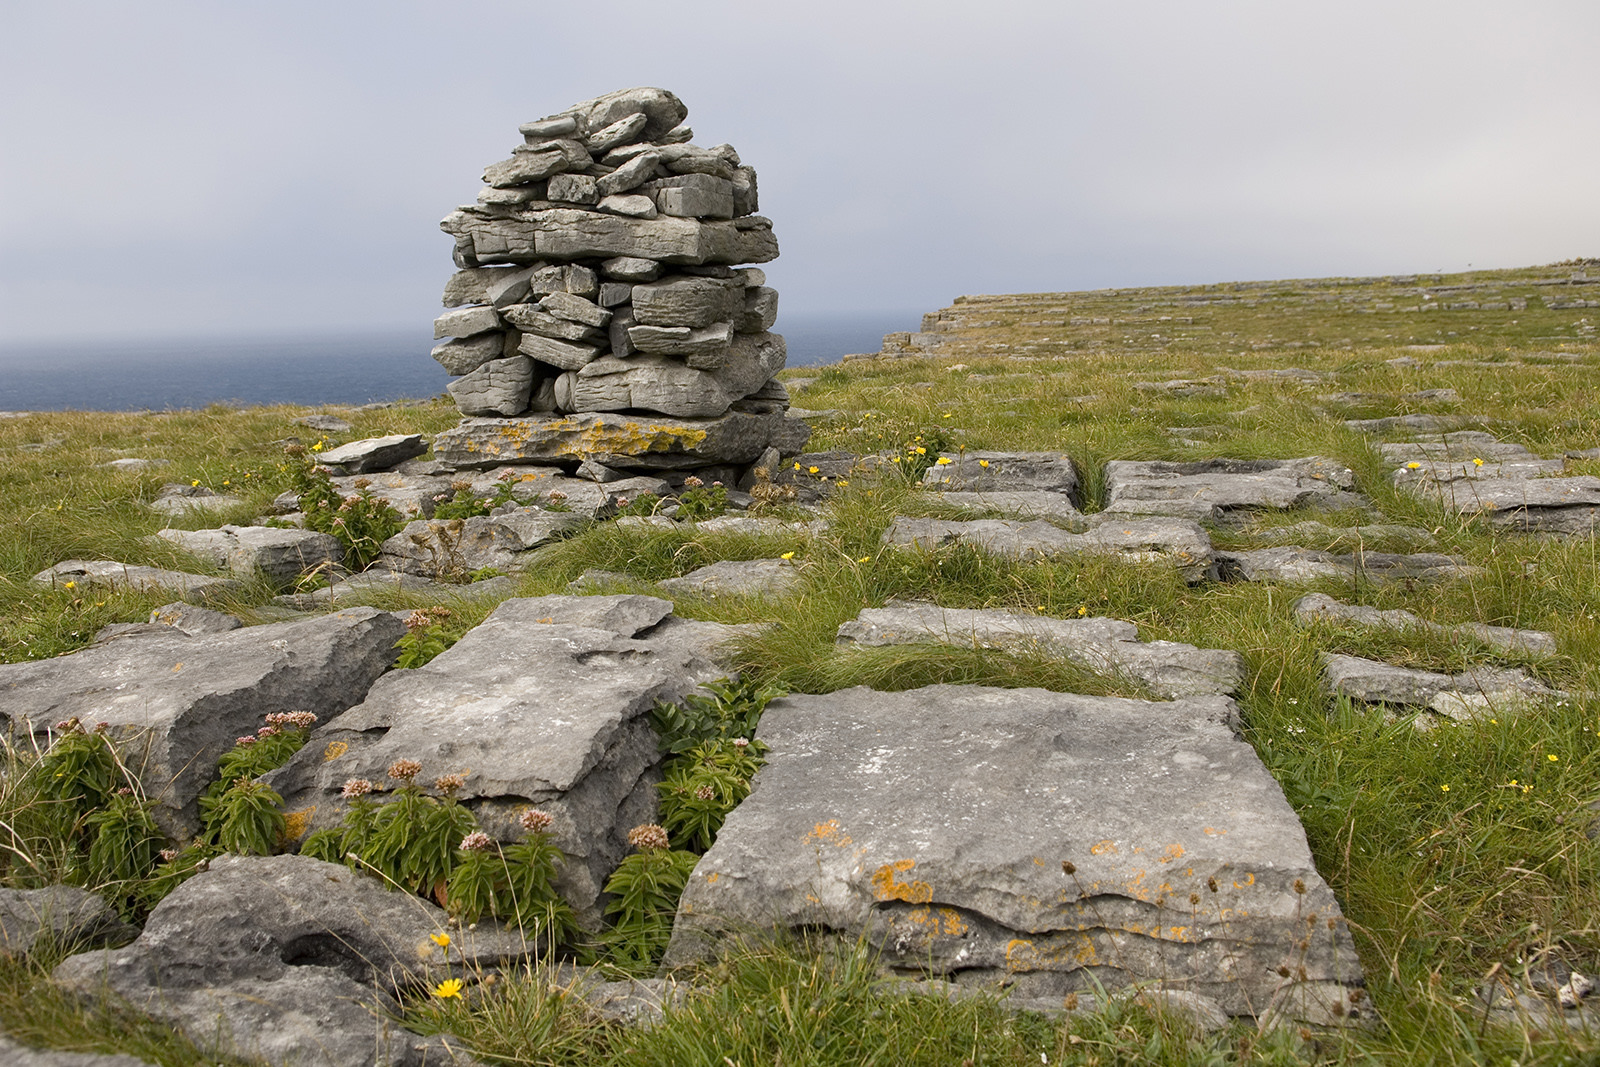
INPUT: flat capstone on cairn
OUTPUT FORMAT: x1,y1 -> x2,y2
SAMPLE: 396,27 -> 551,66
428,87 -> 807,485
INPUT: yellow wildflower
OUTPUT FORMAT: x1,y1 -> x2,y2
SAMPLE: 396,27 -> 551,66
780,551 -> 796,560
1077,606 -> 1088,616
430,932 -> 451,949
190,479 -> 200,487
1405,462 -> 1421,470
979,459 -> 990,468
935,457 -> 952,466
1548,754 -> 1559,762
1472,457 -> 1484,467
915,447 -> 926,455
1440,784 -> 1450,792
433,978 -> 464,999
857,556 -> 870,563
808,466 -> 819,474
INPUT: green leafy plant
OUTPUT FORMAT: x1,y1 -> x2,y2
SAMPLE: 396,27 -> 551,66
615,492 -> 662,518
394,608 -> 459,668
351,763 -> 476,902
650,676 -> 785,755
202,778 -> 286,856
673,476 -> 729,522
286,444 -> 403,569
657,737 -> 767,852
599,824 -> 698,975
35,718 -> 121,836
445,809 -> 578,944
76,789 -> 163,916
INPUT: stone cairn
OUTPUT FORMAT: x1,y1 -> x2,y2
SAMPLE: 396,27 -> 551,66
429,87 -> 805,479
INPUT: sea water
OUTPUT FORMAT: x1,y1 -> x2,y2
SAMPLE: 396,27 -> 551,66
0,312 -> 915,413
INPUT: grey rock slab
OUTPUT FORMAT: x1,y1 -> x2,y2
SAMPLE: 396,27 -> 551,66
737,286 -> 779,332
919,451 -> 1081,498
629,321 -> 734,356
632,276 -> 740,328
882,516 -> 1214,582
483,138 -> 588,186
563,87 -> 688,144
517,331 -> 603,371
433,305 -> 502,340
270,596 -> 742,922
431,333 -> 506,376
433,409 -> 806,471
155,525 -> 344,584
0,608 -> 403,838
443,266 -> 520,307
657,559 -> 801,599
0,1035 -> 155,1067
599,255 -> 663,281
53,854 -> 513,1067
1321,653 -> 1566,720
585,111 -> 649,153
1215,547 -> 1481,583
540,291 -> 611,328
651,173 -> 734,219
32,560 -> 245,604
445,208 -> 778,267
327,470 -> 452,520
147,483 -> 245,516
145,601 -> 243,635
546,172 -> 599,205
449,355 -> 535,417
690,516 -> 826,537
0,886 -> 131,957
665,684 -> 1365,1023
1104,458 -> 1356,515
1345,413 -> 1491,433
377,509 -> 587,579
293,415 -> 355,433
1405,475 -> 1600,534
1293,592 -> 1557,656
836,600 -> 1244,698
1254,521 -> 1434,550
932,490 -> 1082,523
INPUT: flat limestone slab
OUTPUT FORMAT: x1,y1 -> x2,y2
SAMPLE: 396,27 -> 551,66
1104,457 -> 1357,517
155,525 -> 344,584
433,410 -> 808,470
883,516 -> 1213,582
933,490 -> 1083,523
32,559 -> 245,604
1407,475 -> 1600,534
836,600 -> 1244,697
316,433 -> 429,474
54,854 -> 514,1067
269,595 -> 741,923
1321,652 -> 1566,721
666,685 -> 1366,1023
1215,547 -> 1481,583
0,608 -> 403,838
919,451 -> 1081,498
1294,593 -> 1557,656
658,559 -> 801,599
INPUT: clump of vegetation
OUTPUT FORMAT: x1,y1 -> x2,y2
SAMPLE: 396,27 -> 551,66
286,444 -> 404,568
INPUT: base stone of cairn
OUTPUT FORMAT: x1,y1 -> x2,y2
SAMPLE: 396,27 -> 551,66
431,88 -> 806,479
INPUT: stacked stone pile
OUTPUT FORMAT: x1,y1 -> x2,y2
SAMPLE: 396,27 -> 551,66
429,88 -> 802,476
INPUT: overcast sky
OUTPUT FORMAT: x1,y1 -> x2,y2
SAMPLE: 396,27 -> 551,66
2,0 -> 1596,345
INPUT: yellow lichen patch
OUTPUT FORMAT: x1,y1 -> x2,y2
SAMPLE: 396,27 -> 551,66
1006,935 -> 1098,971
902,905 -> 969,937
281,806 -> 316,841
1090,839 -> 1118,855
871,859 -> 932,903
805,819 -> 853,847
1159,843 -> 1185,864
1233,872 -> 1255,889
1202,826 -> 1227,836
706,872 -> 719,884
322,741 -> 349,762
171,662 -> 184,672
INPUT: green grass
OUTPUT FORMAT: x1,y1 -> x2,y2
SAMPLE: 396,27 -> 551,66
3,262 -> 1600,1063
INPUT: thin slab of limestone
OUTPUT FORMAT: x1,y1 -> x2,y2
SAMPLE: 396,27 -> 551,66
1214,547 -> 1480,583
882,515 -> 1213,582
664,684 -> 1367,1024
931,490 -> 1082,522
691,515 -> 826,536
1103,457 -> 1358,518
267,595 -> 741,925
31,559 -> 245,605
836,600 -> 1244,697
658,559 -> 800,599
1253,521 -> 1434,550
1401,474 -> 1600,534
1294,593 -> 1556,656
1320,652 -> 1566,721
918,451 -> 1080,498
